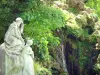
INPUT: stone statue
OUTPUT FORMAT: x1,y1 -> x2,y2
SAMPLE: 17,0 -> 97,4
4,17 -> 25,56
0,18 -> 34,75
22,39 -> 34,75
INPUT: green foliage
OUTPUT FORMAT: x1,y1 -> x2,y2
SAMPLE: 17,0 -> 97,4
68,8 -> 78,14
65,23 -> 91,42
0,0 -> 16,42
0,0 -> 43,43
34,62 -> 52,75
60,72 -> 68,75
0,0 -> 99,74
77,41 -> 92,68
21,5 -> 65,61
86,0 -> 100,16
93,64 -> 100,75
0,0 -> 66,74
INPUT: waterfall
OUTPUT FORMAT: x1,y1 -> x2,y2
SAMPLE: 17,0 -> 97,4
56,44 -> 68,74
61,44 -> 68,72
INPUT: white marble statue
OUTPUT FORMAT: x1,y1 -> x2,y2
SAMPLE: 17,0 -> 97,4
22,39 -> 34,75
0,17 -> 34,75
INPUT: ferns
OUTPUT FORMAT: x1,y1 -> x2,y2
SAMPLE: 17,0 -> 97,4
21,5 -> 65,61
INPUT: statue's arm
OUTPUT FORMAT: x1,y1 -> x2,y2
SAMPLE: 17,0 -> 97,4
30,49 -> 34,59
20,23 -> 24,34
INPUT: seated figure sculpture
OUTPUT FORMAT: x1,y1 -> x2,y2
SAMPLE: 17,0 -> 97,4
0,17 -> 34,75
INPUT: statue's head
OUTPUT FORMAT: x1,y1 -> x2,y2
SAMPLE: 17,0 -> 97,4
26,39 -> 33,46
15,17 -> 23,26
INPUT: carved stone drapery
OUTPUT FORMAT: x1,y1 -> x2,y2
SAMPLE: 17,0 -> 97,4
0,18 -> 34,75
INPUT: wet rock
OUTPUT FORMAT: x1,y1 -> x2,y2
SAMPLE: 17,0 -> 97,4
87,14 -> 98,27
79,11 -> 88,17
94,21 -> 100,30
67,0 -> 84,11
96,38 -> 100,50
75,14 -> 88,28
53,1 -> 68,10
95,54 -> 100,70
97,54 -> 100,63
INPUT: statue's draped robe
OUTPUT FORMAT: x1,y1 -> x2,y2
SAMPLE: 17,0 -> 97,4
3,22 -> 25,75
0,21 -> 34,75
